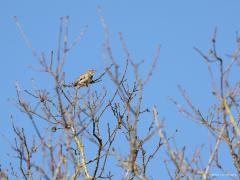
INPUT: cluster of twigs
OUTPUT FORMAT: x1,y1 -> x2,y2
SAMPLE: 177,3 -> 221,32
3,16 -> 161,180
1,13 -> 240,180
166,29 -> 240,179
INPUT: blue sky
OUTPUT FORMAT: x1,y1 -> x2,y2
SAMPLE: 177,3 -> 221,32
1,0 -> 240,178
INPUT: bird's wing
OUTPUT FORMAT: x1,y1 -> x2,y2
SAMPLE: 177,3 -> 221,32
73,73 -> 88,85
76,73 -> 87,81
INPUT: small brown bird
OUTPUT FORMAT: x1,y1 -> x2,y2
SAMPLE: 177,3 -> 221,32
73,69 -> 96,87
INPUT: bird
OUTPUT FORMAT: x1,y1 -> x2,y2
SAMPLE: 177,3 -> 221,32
73,69 -> 96,87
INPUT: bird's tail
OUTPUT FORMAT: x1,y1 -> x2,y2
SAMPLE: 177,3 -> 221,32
62,82 -> 74,88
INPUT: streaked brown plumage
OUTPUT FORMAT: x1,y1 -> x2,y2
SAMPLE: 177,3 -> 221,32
74,69 -> 96,87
